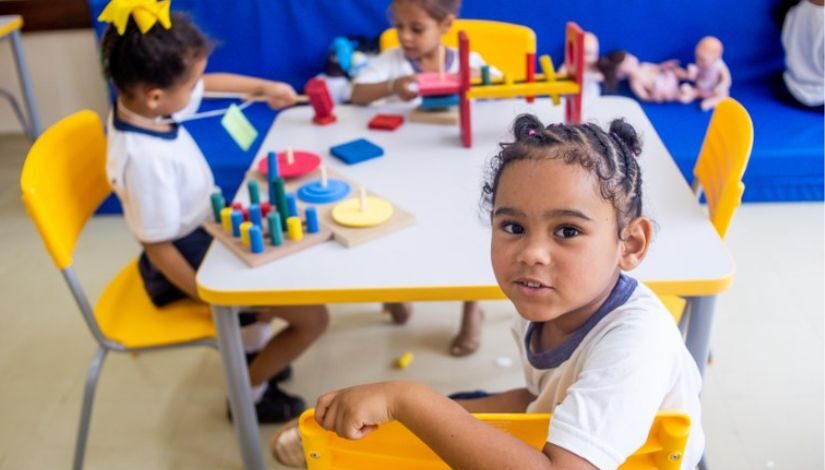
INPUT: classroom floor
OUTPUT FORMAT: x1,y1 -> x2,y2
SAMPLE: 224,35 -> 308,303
0,133 -> 822,470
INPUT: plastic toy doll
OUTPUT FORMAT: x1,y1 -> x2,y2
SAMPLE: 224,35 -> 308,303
679,36 -> 731,111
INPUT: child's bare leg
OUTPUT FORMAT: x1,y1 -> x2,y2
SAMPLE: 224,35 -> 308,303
450,301 -> 484,357
383,302 -> 413,325
247,305 -> 329,386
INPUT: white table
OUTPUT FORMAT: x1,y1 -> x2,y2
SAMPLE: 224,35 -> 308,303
197,96 -> 733,469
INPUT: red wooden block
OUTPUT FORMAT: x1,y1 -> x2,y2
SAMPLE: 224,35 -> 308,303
305,78 -> 337,125
231,202 -> 243,211
368,114 -> 404,131
260,201 -> 271,217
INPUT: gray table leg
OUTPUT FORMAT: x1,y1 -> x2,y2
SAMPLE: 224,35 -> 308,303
10,29 -> 42,140
684,295 -> 717,378
212,305 -> 265,470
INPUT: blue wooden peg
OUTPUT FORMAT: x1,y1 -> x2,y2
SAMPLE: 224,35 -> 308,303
305,207 -> 319,233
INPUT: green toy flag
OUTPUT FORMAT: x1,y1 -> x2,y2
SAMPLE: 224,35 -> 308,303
221,104 -> 258,151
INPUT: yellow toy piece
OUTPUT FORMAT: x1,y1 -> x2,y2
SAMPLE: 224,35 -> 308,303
332,197 -> 393,228
299,409 -> 691,470
220,207 -> 233,233
539,55 -> 562,105
240,221 -> 253,248
287,216 -> 304,241
395,352 -> 414,369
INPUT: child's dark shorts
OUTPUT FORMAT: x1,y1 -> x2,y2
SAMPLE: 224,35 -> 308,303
138,227 -> 258,326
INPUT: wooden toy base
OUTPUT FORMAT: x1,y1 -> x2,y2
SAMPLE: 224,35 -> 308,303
203,220 -> 332,267
409,108 -> 459,125
252,167 -> 415,248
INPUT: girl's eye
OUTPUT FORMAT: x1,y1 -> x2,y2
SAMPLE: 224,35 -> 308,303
501,222 -> 525,235
555,226 -> 580,238
412,26 -> 424,34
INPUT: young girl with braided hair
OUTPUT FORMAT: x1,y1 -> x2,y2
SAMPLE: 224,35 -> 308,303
308,114 -> 704,469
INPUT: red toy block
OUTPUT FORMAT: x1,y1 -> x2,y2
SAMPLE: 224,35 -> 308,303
417,72 -> 461,96
260,201 -> 271,217
231,202 -> 243,211
305,78 -> 337,125
368,114 -> 404,131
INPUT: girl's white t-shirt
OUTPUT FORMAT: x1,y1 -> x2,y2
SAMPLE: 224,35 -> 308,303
511,278 -> 704,470
106,110 -> 215,243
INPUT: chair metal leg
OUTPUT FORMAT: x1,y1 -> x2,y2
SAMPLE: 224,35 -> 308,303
73,347 -> 108,470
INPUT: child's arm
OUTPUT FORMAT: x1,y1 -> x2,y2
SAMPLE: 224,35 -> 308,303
142,241 -> 200,300
350,75 -> 418,105
203,73 -> 297,109
316,381 -> 597,470
455,387 -> 535,413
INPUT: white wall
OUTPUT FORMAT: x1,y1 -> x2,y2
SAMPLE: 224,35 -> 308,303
0,29 -> 108,134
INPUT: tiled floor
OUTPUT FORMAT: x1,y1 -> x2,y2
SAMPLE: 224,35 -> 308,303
0,133 -> 822,469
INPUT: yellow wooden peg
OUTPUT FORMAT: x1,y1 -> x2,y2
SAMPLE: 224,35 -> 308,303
395,351 -> 414,369
220,207 -> 233,233
286,216 -> 303,241
240,221 -> 253,248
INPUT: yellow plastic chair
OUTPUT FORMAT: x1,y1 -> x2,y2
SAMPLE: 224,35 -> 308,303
660,97 -> 754,324
380,19 -> 536,81
299,409 -> 690,469
20,110 -> 216,470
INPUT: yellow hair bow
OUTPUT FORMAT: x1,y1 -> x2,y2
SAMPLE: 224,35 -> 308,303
98,0 -> 172,35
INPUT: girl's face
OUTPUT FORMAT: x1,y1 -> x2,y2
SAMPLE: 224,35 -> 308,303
392,1 -> 453,60
490,158 -> 627,328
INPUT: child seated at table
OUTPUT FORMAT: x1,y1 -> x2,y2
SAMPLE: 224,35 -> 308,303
98,0 -> 329,423
295,115 -> 705,469
351,0 -> 500,357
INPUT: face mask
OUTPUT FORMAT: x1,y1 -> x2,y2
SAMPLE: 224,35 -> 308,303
171,79 -> 204,122
117,78 -> 253,126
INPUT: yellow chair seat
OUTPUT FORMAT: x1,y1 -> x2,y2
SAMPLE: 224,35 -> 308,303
299,409 -> 690,470
94,259 -> 215,349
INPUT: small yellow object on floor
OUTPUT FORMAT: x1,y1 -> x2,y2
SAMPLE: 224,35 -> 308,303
395,351 -> 414,369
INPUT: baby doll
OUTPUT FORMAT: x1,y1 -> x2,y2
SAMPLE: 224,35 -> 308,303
598,50 -> 683,103
679,36 -> 731,111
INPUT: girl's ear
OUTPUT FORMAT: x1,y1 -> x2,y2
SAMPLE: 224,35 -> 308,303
618,217 -> 652,271
143,87 -> 164,112
438,13 -> 455,34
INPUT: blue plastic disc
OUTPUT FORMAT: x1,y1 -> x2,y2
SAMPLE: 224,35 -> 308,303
297,179 -> 351,204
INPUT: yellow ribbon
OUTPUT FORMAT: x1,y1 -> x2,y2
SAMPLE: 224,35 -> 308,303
98,0 -> 172,35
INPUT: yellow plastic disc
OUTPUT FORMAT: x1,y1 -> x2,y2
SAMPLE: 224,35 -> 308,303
332,196 -> 393,227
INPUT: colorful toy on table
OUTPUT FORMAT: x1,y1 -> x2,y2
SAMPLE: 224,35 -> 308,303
204,189 -> 333,267
332,186 -> 394,228
305,77 -> 336,125
210,191 -> 225,222
560,31 -> 603,99
424,22 -> 585,147
257,148 -> 321,179
297,164 -> 351,203
330,138 -> 384,165
678,36 -> 731,111
368,113 -> 404,131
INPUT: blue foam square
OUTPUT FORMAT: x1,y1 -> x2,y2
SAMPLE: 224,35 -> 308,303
329,138 -> 384,165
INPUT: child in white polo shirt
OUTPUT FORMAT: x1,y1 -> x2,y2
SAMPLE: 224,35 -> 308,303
99,0 -> 329,424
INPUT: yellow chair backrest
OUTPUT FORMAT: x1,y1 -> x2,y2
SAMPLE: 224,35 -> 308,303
299,409 -> 691,470
379,19 -> 536,81
20,110 -> 109,270
692,97 -> 753,239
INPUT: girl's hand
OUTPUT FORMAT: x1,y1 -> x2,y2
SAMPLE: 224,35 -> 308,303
262,81 -> 298,109
392,76 -> 419,101
315,382 -> 402,439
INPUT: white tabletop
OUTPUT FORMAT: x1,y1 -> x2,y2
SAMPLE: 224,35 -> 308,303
197,96 -> 734,305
